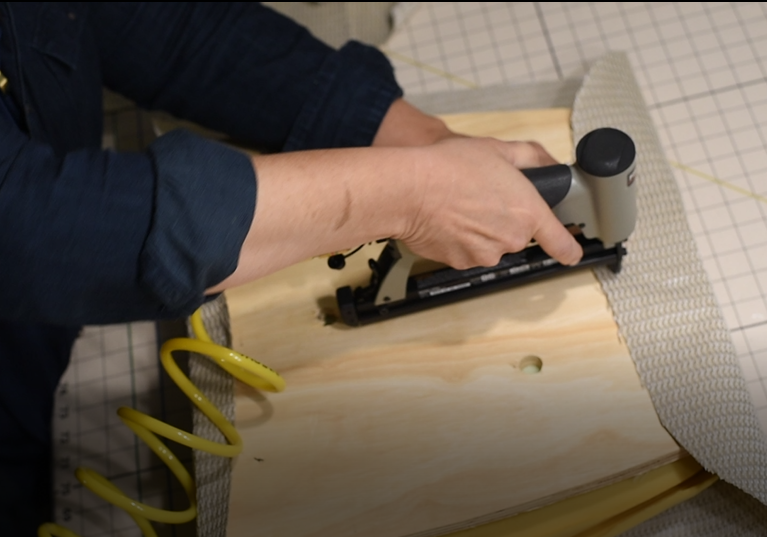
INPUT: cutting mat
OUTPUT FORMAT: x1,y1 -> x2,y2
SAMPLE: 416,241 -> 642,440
224,109 -> 682,537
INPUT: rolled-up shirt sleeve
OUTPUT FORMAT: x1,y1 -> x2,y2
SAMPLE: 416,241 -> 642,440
0,122 -> 255,325
93,2 -> 403,152
281,41 -> 403,151
141,130 -> 256,317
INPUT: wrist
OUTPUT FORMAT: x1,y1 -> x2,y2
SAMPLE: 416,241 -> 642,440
392,145 -> 441,243
373,99 -> 455,147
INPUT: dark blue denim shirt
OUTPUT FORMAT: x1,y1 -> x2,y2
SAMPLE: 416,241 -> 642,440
0,2 -> 403,325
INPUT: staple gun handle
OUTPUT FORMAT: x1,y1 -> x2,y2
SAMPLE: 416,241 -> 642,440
520,164 -> 573,208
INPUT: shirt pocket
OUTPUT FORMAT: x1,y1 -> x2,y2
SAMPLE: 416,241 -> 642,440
31,2 -> 85,70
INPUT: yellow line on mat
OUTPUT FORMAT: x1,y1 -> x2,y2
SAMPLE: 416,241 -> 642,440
670,160 -> 767,205
379,47 -> 478,88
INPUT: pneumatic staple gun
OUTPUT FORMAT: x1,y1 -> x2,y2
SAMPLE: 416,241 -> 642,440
335,127 -> 637,327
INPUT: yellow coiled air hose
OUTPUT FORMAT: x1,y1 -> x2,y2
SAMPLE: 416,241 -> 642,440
38,308 -> 286,537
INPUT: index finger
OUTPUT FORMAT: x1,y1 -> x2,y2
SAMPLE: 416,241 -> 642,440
533,209 -> 583,266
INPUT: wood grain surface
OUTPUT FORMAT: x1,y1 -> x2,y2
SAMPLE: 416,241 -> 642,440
224,110 -> 682,537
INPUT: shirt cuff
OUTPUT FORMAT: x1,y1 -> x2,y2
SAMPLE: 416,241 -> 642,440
283,41 -> 404,151
141,129 -> 255,314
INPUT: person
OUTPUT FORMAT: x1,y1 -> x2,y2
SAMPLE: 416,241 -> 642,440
0,3 -> 582,535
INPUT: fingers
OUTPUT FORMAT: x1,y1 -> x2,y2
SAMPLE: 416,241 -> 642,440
532,209 -> 583,266
496,141 -> 581,266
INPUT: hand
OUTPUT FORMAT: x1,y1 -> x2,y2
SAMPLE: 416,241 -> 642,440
397,137 -> 583,269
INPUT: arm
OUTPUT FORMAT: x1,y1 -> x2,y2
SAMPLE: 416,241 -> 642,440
207,134 -> 583,292
0,125 -> 254,325
93,2 -> 580,290
204,89 -> 582,292
1,4 -> 575,326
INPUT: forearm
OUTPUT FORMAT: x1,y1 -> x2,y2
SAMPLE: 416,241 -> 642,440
207,98 -> 456,291
207,147 -> 420,291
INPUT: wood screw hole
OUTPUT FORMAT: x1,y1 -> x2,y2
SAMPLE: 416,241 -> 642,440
520,355 -> 543,375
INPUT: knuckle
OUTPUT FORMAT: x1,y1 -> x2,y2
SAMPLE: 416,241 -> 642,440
505,235 -> 530,253
475,256 -> 499,268
450,248 -> 503,269
451,260 -> 474,270
474,250 -> 504,267
445,254 -> 473,270
526,140 -> 545,152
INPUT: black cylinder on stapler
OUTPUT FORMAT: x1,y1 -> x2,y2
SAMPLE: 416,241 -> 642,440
522,164 -> 572,207
335,128 -> 637,327
577,127 -> 636,178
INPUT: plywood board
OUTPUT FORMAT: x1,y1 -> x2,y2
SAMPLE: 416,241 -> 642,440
224,109 -> 682,537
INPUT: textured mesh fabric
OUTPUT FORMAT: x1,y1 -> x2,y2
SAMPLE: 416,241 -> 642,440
573,52 -> 767,501
572,52 -> 767,536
